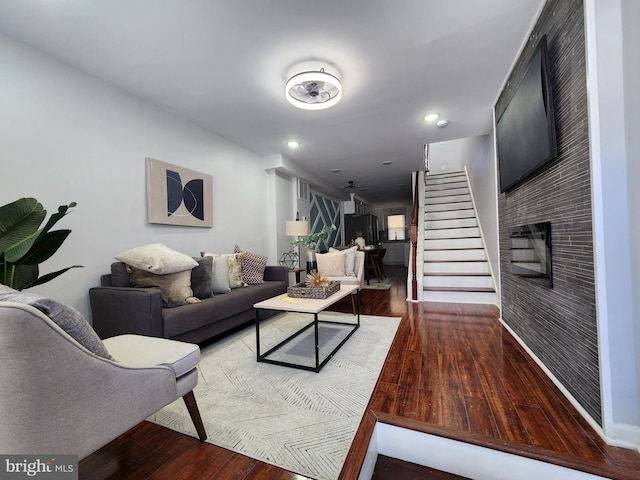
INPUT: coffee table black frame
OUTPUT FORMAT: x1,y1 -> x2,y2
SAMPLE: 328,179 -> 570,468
254,285 -> 360,373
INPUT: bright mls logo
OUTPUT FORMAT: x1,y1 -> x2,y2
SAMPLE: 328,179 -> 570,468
1,455 -> 77,479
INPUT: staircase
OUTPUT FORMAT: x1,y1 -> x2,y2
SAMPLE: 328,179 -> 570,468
422,171 -> 497,304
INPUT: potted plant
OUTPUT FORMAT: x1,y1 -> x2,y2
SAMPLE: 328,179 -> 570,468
0,197 -> 82,290
290,224 -> 336,273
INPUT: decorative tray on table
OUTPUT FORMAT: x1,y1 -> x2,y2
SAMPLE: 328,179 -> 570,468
287,281 -> 340,299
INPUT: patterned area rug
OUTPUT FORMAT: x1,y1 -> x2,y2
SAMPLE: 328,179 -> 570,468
150,311 -> 400,480
362,276 -> 397,290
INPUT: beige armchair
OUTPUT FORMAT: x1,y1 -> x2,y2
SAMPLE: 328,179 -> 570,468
0,301 -> 206,459
318,249 -> 365,314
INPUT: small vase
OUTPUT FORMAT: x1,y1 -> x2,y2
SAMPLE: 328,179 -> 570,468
306,250 -> 317,274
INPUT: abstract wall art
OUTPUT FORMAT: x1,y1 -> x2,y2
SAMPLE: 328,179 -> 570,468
146,158 -> 213,227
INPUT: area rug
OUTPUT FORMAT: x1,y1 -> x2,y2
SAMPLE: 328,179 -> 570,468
149,311 -> 400,480
362,276 -> 397,290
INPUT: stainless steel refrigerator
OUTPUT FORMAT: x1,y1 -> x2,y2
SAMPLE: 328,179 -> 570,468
344,214 -> 378,246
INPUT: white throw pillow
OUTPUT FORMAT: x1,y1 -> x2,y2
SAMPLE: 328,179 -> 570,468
330,246 -> 357,276
316,251 -> 346,277
115,243 -> 197,274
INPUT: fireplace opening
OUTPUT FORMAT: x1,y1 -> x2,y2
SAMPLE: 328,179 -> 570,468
510,222 -> 552,288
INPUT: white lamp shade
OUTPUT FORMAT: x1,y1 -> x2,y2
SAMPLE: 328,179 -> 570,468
286,220 -> 309,236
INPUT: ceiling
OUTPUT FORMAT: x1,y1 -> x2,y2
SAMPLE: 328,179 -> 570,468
0,0 -> 543,206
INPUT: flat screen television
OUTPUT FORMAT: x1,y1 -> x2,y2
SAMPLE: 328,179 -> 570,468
496,35 -> 557,193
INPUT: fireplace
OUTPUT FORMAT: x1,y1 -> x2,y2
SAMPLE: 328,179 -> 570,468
510,222 -> 552,288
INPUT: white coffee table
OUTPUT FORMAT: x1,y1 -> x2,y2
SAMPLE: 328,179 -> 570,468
253,284 -> 360,372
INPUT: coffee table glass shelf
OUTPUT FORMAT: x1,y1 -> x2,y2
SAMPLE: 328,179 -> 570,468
253,284 -> 360,373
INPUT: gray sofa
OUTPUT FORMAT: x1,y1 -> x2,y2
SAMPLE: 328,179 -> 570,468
89,262 -> 288,343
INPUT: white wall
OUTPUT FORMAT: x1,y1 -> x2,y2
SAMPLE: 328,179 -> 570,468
585,0 -> 639,445
428,140 -> 468,173
622,0 -> 640,441
466,134 -> 500,297
0,34 -> 272,320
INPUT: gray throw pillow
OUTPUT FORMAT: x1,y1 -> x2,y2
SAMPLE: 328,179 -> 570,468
0,285 -> 114,360
110,262 -> 131,287
191,256 -> 213,299
201,253 -> 231,294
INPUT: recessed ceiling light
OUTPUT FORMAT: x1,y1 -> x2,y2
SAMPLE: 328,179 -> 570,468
424,113 -> 439,122
436,119 -> 449,128
287,140 -> 300,148
330,168 -> 341,173
382,160 -> 392,165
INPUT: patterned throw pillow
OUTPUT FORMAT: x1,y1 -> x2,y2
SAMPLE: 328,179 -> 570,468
228,252 -> 245,288
234,245 -> 268,285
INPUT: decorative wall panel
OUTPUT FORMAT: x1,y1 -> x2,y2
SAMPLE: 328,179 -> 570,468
310,192 -> 342,250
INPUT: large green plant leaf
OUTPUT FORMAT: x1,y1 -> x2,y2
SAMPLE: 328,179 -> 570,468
0,198 -> 46,262
0,198 -> 81,290
25,265 -> 82,289
0,263 -> 38,291
36,202 -> 77,243
21,230 -> 72,265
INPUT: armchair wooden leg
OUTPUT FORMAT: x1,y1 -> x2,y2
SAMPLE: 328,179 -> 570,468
183,390 -> 207,441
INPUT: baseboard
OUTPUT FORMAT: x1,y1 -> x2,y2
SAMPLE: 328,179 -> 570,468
499,317 -> 640,451
610,423 -> 640,451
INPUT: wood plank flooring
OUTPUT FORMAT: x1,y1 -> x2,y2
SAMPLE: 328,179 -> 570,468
79,266 -> 640,479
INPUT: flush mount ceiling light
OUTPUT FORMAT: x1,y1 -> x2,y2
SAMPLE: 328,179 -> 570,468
287,140 -> 300,148
437,119 -> 449,128
424,113 -> 439,122
285,68 -> 342,110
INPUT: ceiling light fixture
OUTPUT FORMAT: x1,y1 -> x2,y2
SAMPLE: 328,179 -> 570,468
287,140 -> 300,148
437,119 -> 449,128
424,113 -> 439,122
285,68 -> 342,110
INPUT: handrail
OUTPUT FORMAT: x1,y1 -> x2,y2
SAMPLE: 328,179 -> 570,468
423,143 -> 430,178
410,171 -> 419,300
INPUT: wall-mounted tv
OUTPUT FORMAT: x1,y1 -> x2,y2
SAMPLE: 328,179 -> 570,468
496,35 -> 557,193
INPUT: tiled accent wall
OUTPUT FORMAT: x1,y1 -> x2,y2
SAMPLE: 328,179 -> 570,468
496,0 -> 601,425
310,192 -> 342,250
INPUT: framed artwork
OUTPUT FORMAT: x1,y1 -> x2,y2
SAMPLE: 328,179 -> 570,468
146,158 -> 213,227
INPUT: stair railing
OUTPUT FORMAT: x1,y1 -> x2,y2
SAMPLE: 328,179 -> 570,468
410,171 -> 419,300
423,143 -> 430,177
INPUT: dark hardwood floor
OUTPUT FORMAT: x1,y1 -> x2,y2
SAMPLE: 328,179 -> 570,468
80,265 -> 640,479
